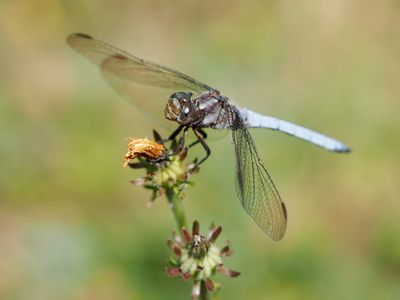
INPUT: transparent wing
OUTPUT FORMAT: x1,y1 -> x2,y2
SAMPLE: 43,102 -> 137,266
230,108 -> 287,240
67,33 -> 213,128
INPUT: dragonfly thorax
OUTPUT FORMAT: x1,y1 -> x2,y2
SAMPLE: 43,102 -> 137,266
164,92 -> 196,125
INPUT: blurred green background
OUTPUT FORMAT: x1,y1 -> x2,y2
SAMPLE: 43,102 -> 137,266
1,0 -> 400,299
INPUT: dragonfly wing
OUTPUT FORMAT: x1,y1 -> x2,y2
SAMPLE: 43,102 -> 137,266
230,109 -> 287,240
67,33 -> 212,127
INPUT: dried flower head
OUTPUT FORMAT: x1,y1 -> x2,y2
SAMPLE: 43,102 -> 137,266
166,221 -> 240,299
124,131 -> 198,203
124,137 -> 166,166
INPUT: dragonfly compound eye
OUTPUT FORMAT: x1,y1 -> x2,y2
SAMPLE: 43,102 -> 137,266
177,101 -> 196,125
165,92 -> 194,122
165,95 -> 183,121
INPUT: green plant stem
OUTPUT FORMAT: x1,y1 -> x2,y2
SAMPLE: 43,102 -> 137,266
165,187 -> 187,232
199,280 -> 209,300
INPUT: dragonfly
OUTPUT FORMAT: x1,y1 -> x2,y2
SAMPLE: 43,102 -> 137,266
67,33 -> 350,241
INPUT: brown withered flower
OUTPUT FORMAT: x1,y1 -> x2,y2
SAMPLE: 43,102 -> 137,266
124,137 -> 166,166
166,221 -> 240,299
124,130 -> 198,203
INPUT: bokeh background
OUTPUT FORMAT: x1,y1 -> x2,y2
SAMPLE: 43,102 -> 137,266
1,1 -> 400,299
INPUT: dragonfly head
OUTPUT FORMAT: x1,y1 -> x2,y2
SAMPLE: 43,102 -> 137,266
165,92 -> 195,125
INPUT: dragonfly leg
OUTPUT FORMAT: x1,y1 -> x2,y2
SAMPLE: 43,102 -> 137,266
164,125 -> 187,155
193,128 -> 210,165
152,129 -> 164,144
167,125 -> 185,141
188,129 -> 208,148
175,127 -> 189,153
